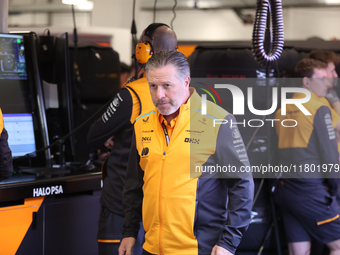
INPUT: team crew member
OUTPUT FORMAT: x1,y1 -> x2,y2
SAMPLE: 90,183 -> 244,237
0,108 -> 13,182
274,58 -> 340,255
87,24 -> 177,255
309,50 -> 340,206
119,50 -> 254,255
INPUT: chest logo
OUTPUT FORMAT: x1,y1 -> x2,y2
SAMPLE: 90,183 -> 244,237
141,147 -> 149,156
184,138 -> 200,144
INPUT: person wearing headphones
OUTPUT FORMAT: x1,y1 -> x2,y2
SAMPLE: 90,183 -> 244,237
0,108 -> 13,182
87,23 -> 177,255
274,58 -> 340,255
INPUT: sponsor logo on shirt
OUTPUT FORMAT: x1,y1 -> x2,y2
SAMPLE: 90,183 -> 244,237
142,137 -> 152,142
198,117 -> 207,125
185,130 -> 205,136
324,113 -> 336,140
184,138 -> 200,144
232,129 -> 241,139
141,147 -> 149,156
102,93 -> 123,123
142,130 -> 154,133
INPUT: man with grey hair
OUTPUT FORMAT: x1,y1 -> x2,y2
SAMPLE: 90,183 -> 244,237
119,50 -> 254,255
87,24 -> 177,255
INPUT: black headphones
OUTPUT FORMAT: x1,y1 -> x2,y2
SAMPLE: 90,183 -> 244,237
135,23 -> 170,64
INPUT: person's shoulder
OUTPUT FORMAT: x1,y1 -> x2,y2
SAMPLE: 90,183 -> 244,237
123,77 -> 150,97
124,77 -> 148,88
306,96 -> 329,114
191,89 -> 230,120
205,99 -> 231,120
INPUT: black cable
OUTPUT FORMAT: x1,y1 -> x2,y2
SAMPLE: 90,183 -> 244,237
131,0 -> 137,46
16,95 -> 116,160
170,0 -> 177,30
70,3 -> 82,109
72,4 -> 77,28
131,0 -> 138,80
43,28 -> 50,36
153,0 -> 158,23
252,0 -> 284,67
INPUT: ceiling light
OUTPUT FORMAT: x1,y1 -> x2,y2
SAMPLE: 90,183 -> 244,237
62,0 -> 93,10
324,0 -> 340,4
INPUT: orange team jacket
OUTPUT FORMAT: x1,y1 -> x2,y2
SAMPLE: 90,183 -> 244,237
122,88 -> 254,255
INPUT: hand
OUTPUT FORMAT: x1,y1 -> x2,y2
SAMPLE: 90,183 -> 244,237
210,245 -> 234,255
97,150 -> 110,160
118,237 -> 136,255
326,88 -> 340,105
104,136 -> 114,150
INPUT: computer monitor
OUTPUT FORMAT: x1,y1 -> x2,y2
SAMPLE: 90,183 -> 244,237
1,32 -> 50,167
0,34 -> 27,80
2,113 -> 36,158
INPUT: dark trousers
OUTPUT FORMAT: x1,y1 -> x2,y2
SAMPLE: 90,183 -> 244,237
98,206 -> 144,255
142,250 -> 156,255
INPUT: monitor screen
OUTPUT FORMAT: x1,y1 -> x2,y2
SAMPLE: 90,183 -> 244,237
3,113 -> 36,158
0,34 -> 27,80
0,33 -> 38,160
0,34 -> 31,114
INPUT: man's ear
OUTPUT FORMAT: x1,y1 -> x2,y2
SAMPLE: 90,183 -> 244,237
184,76 -> 191,88
303,77 -> 310,89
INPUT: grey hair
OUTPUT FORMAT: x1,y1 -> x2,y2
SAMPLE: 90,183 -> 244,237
145,50 -> 190,80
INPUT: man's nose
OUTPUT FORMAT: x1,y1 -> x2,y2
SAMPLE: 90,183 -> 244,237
156,87 -> 165,99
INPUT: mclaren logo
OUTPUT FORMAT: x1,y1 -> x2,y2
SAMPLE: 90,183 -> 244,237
143,117 -> 150,123
142,130 -> 154,133
141,147 -> 149,156
185,130 -> 204,135
142,137 -> 151,142
184,138 -> 200,144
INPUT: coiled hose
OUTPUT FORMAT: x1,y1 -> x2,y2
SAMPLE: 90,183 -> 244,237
252,0 -> 284,67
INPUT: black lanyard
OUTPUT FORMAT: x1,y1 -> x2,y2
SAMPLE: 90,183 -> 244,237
162,120 -> 170,146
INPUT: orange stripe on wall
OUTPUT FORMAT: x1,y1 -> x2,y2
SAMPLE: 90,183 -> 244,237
177,45 -> 197,58
0,197 -> 45,255
95,42 -> 111,47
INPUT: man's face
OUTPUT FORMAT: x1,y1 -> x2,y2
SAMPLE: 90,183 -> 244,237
147,64 -> 190,117
325,62 -> 338,79
324,62 -> 338,88
307,68 -> 329,97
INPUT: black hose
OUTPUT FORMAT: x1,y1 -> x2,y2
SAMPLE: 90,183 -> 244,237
252,0 -> 284,67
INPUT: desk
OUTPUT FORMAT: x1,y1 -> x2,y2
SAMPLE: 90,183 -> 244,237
0,169 -> 102,255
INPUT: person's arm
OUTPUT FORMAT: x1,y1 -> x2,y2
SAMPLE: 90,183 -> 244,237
214,115 -> 254,254
0,128 -> 13,181
314,106 -> 340,196
119,130 -> 144,254
331,101 -> 340,118
87,88 -> 133,149
326,88 -> 340,118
